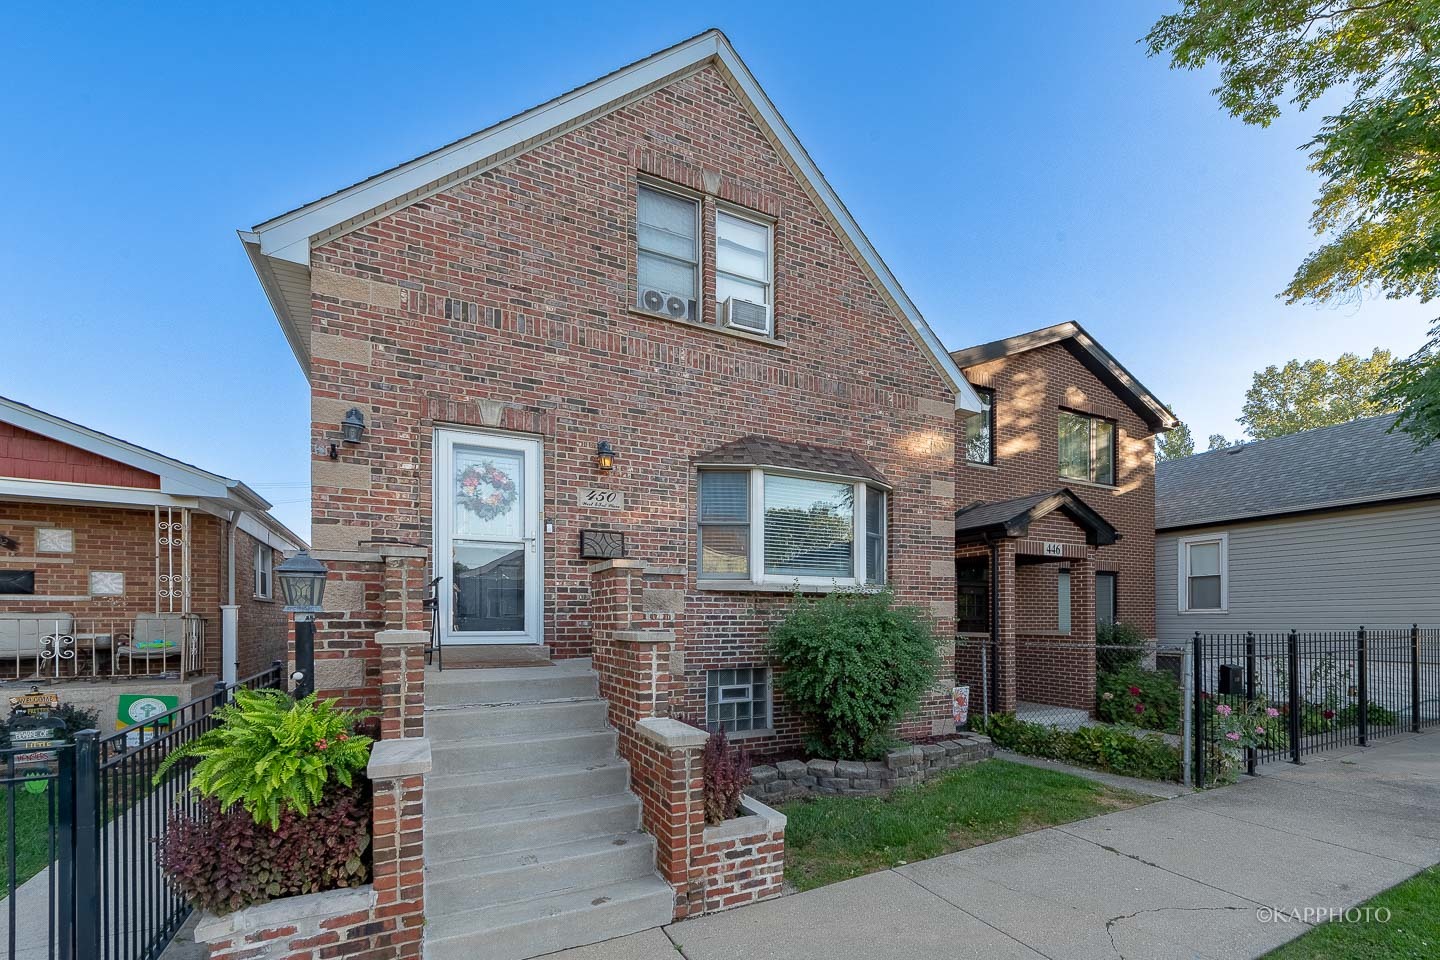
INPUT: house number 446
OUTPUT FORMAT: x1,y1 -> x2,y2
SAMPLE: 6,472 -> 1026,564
578,487 -> 625,510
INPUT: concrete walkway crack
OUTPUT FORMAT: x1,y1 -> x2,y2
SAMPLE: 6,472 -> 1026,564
662,925 -> 693,959
1102,905 -> 1253,960
891,868 -> 1058,960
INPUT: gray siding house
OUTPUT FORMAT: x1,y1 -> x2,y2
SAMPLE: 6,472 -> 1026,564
1155,415 -> 1440,642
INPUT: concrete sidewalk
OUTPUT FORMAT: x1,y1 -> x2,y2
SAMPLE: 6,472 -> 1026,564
546,731 -> 1440,960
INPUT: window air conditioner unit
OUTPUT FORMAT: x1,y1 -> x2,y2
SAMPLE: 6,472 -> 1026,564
723,297 -> 770,334
639,287 -> 696,322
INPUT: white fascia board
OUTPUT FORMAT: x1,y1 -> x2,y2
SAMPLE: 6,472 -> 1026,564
251,33 -> 724,266
0,478 -> 203,510
0,398 -> 232,499
236,510 -> 305,553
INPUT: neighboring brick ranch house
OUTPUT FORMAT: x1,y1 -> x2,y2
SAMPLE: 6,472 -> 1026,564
239,28 -> 985,960
0,395 -> 305,722
947,322 -> 1177,719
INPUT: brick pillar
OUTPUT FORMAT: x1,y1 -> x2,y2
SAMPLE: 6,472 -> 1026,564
995,540 -> 1018,713
1070,551 -> 1097,715
634,718 -> 707,919
367,739 -> 430,960
379,547 -> 430,632
376,630 -> 426,739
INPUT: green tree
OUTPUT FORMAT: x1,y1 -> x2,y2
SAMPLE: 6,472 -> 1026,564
1240,349 -> 1397,439
1156,421 -> 1195,461
1146,2 -> 1440,446
1208,434 -> 1238,451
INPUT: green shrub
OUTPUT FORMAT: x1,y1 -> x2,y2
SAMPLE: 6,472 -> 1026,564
769,588 -> 938,760
1096,621 -> 1148,673
154,689 -> 372,829
982,713 -> 1181,781
1096,667 -> 1181,733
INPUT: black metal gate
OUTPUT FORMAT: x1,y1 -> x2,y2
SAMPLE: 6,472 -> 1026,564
1192,627 -> 1440,787
1,661 -> 284,960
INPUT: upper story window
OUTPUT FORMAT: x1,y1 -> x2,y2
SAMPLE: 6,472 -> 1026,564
698,469 -> 886,587
716,210 -> 772,335
1178,533 -> 1227,613
254,543 -> 273,600
964,387 -> 995,465
1058,410 -> 1115,485
636,184 -> 699,319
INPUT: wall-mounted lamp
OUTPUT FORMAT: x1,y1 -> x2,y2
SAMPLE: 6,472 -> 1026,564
341,408 -> 367,444
327,409 -> 368,460
595,440 -> 616,472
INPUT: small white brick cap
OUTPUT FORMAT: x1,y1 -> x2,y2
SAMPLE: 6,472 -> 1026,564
367,737 -> 432,779
635,717 -> 707,750
195,885 -> 376,943
702,794 -> 788,844
374,629 -> 427,647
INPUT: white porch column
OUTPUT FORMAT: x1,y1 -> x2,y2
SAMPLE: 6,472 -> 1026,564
220,605 -> 240,685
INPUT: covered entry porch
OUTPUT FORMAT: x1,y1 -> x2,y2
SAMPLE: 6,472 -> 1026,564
952,488 -> 1119,718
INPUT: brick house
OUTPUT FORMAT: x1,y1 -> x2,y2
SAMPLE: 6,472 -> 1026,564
947,322 -> 1176,718
240,29 -> 985,959
0,395 -> 305,722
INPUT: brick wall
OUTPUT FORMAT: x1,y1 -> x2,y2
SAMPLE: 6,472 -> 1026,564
0,502 -> 285,680
694,798 -> 786,914
304,64 -> 959,751
958,341 -> 1159,638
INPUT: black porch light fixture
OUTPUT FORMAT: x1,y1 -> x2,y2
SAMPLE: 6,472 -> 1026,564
277,550 -> 329,698
595,440 -> 616,472
340,408 -> 367,444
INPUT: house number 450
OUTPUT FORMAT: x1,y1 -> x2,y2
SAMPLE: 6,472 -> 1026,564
578,487 -> 625,510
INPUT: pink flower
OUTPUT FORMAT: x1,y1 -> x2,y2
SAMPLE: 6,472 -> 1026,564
1255,726 -> 1265,735
1134,703 -> 1146,714
1225,732 -> 1241,742
1265,707 -> 1280,718
337,733 -> 349,742
1127,685 -> 1142,697
1215,703 -> 1233,717
1322,709 -> 1336,720
315,738 -> 329,751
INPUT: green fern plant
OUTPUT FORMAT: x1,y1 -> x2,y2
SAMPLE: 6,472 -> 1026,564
154,689 -> 372,830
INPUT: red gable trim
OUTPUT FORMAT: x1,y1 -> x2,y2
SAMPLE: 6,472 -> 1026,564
0,422 -> 162,490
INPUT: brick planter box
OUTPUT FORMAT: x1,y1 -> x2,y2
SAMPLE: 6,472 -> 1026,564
694,795 -> 786,914
748,734 -> 994,803
195,885 -> 379,960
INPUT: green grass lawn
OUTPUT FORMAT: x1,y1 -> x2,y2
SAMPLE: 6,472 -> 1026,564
781,758 -> 1151,891
0,785 -> 58,894
1262,866 -> 1440,960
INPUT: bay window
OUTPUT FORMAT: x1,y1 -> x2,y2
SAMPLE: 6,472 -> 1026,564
698,469 -> 886,586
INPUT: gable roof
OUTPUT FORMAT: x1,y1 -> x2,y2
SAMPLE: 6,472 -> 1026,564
954,488 -> 1119,546
694,436 -> 890,487
950,321 -> 1177,432
1156,414 -> 1440,531
0,395 -> 306,551
238,29 -> 982,414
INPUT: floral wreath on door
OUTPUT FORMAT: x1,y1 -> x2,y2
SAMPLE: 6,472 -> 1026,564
456,461 -> 518,521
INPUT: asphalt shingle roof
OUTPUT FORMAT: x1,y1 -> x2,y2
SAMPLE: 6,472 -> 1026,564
693,436 -> 891,487
1156,414 -> 1440,530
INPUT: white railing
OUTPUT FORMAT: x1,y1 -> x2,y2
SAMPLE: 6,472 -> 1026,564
0,614 -> 207,680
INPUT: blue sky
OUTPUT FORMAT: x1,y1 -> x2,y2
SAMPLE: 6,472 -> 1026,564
3,1 -> 1433,538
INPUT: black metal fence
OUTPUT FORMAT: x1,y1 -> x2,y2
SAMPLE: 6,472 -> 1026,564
1,661 -> 284,960
1191,627 -> 1440,787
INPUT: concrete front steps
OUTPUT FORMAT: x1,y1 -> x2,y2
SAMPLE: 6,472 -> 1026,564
423,657 -> 673,960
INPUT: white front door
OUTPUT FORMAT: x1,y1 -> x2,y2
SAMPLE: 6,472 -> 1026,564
434,429 -> 543,645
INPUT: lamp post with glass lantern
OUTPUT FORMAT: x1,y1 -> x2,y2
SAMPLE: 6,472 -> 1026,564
276,551 -> 329,698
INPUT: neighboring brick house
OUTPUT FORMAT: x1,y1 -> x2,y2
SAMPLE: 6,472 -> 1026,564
240,29 -> 984,958
0,395 -> 306,720
947,322 -> 1176,716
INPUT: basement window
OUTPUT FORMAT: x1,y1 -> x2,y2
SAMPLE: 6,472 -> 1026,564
706,667 -> 770,734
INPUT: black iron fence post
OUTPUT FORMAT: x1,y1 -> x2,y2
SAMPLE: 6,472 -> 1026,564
1357,626 -> 1368,746
270,658 -> 286,692
73,730 -> 101,960
1192,632 -> 1206,788
55,745 -> 76,960
1245,631 -> 1257,776
1413,624 -> 1423,734
1287,629 -> 1303,765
